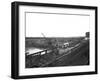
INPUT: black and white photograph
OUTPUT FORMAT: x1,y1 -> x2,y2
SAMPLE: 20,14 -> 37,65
25,12 -> 90,68
11,1 -> 97,79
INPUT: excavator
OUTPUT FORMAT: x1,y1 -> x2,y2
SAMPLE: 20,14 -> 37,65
41,33 -> 71,55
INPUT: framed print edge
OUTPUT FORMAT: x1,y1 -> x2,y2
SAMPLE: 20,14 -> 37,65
11,2 -> 19,79
11,1 -> 98,79
95,7 -> 98,74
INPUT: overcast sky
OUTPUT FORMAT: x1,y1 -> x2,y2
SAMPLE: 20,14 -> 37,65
26,12 -> 90,37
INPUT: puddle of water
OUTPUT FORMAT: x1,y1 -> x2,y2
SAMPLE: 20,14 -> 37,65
26,48 -> 44,55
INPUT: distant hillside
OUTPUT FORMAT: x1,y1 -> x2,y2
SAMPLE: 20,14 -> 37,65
25,37 -> 85,48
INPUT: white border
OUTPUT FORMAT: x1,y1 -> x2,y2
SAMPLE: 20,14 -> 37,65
19,5 -> 95,76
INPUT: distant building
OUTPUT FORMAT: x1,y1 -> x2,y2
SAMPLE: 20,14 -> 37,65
85,32 -> 90,40
86,32 -> 90,38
